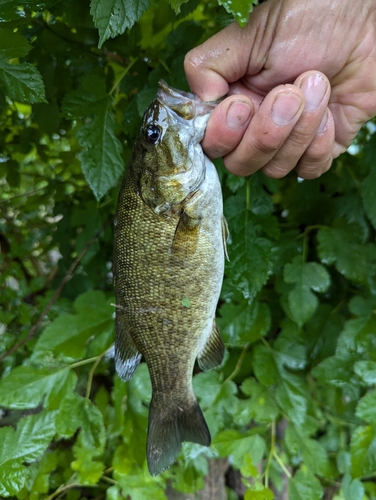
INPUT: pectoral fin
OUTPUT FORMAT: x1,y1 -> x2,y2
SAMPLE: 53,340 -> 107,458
172,210 -> 201,258
115,311 -> 142,381
222,216 -> 229,260
198,320 -> 225,371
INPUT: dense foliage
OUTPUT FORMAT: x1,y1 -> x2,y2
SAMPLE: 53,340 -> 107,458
1,0 -> 376,499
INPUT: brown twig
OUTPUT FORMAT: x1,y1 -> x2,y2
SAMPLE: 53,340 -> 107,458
0,220 -> 111,362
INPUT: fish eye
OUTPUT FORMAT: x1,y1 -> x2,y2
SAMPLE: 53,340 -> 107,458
145,124 -> 161,145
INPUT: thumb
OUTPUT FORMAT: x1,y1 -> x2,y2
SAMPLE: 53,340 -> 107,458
184,21 -> 259,101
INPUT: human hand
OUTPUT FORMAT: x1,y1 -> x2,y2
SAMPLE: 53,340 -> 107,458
184,0 -> 376,179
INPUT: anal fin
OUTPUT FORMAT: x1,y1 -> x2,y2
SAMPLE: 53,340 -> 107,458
198,320 -> 225,371
115,310 -> 142,381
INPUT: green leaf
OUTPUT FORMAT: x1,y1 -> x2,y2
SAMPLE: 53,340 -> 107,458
217,0 -> 255,26
342,473 -> 365,500
0,365 -> 72,410
244,486 -> 275,500
33,291 -> 113,361
286,425 -> 330,477
218,300 -> 271,346
252,345 -> 278,387
356,391 -> 376,424
71,447 -> 105,485
0,61 -> 46,103
351,424 -> 376,478
168,0 -> 189,13
0,464 -> 30,498
213,430 -> 265,469
284,256 -> 330,326
0,29 -> 32,61
317,219 -> 376,284
288,468 -> 323,500
76,97 -> 124,200
75,398 -> 106,454
336,315 -> 376,358
112,470 -> 166,500
275,372 -> 307,426
90,0 -> 151,48
0,411 -> 56,496
354,361 -> 376,385
239,378 -> 279,424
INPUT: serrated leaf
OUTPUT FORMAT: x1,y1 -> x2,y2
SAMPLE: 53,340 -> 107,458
0,61 -> 46,103
342,473 -> 365,500
114,470 -> 166,500
239,378 -> 279,424
0,410 -> 56,495
336,315 -> 376,358
288,468 -> 323,500
218,300 -> 271,346
354,361 -> 376,385
61,75 -> 107,119
168,0 -> 189,14
0,464 -> 29,497
33,291 -> 113,361
218,0 -> 255,26
284,257 -> 330,326
275,372 -> 307,425
213,430 -> 265,469
72,447 -> 105,485
0,29 -> 32,61
75,398 -> 106,454
193,371 -> 238,434
351,424 -> 376,478
244,486 -> 274,500
286,425 -> 330,477
0,365 -> 71,410
76,97 -> 124,200
317,219 -> 376,284
252,345 -> 278,387
90,0 -> 151,48
356,391 -> 376,424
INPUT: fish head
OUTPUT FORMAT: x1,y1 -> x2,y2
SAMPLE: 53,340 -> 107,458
133,80 -> 217,214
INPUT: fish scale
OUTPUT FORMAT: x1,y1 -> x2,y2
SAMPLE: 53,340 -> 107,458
114,81 -> 227,475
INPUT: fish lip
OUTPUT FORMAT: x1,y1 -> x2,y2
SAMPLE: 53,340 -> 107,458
157,79 -> 218,118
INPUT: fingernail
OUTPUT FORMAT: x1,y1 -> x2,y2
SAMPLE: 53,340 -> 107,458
272,93 -> 303,126
317,110 -> 328,134
226,100 -> 252,129
300,74 -> 328,111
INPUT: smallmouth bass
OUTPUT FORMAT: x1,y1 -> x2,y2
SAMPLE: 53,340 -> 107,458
113,80 -> 228,476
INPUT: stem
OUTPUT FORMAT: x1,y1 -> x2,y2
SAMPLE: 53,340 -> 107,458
263,420 -> 276,488
272,450 -> 292,479
101,476 -> 117,485
223,343 -> 250,384
45,482 -> 79,500
109,58 -> 138,96
85,350 -> 108,399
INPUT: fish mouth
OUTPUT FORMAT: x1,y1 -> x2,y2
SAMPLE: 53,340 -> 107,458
157,80 -> 218,120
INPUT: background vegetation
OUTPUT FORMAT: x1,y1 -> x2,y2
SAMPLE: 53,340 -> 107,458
1,0 -> 376,498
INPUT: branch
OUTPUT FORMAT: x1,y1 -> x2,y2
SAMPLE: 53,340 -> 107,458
0,220 -> 111,362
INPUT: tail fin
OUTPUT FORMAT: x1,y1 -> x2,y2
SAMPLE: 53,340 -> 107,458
146,395 -> 210,476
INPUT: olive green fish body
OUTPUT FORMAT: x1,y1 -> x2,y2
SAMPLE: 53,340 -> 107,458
114,81 -> 226,475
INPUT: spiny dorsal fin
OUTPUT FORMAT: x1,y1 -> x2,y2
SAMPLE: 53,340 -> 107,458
197,320 -> 225,371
